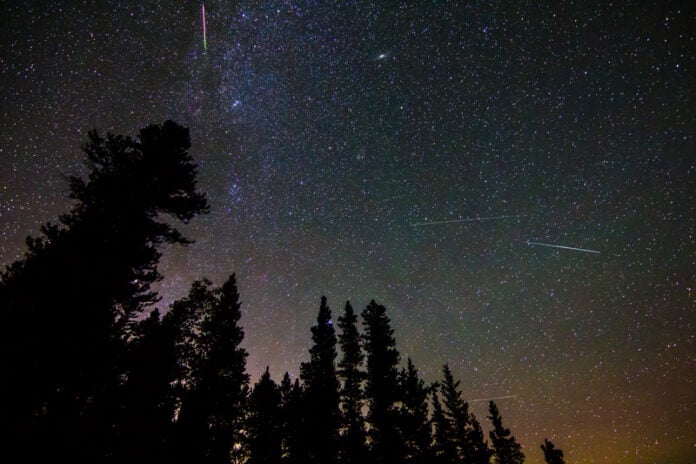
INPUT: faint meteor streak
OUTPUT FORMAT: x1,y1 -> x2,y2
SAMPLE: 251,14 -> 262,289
526,241 -> 600,254
202,3 -> 207,53
410,214 -> 528,227
463,394 -> 518,403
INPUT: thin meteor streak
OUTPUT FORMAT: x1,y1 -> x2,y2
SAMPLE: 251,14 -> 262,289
202,3 -> 207,53
410,214 -> 528,227
526,241 -> 600,254
463,394 -> 518,403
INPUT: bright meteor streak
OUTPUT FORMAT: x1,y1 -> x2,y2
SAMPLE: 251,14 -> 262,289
410,214 -> 528,227
526,241 -> 600,254
202,3 -> 207,53
463,394 -> 518,403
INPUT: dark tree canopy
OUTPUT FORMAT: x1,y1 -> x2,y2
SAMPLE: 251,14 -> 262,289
173,275 -> 249,464
0,120 -> 208,461
398,358 -> 433,464
431,388 -> 455,464
440,363 -> 470,455
337,300 -> 367,464
541,439 -> 565,464
113,309 -> 179,463
0,120 -> 572,464
361,300 -> 402,463
279,373 -> 306,463
248,367 -> 283,464
489,400 -> 525,464
438,364 -> 492,464
468,413 -> 494,464
300,296 -> 341,463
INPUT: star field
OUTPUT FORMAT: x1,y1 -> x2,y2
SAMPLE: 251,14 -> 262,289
1,1 -> 694,462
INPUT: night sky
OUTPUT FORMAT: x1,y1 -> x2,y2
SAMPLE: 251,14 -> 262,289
1,1 -> 694,462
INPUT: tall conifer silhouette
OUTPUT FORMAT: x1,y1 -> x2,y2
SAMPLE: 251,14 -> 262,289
337,300 -> 367,463
431,388 -> 455,463
300,296 -> 341,463
114,309 -> 178,462
248,367 -> 282,464
173,275 -> 249,464
398,358 -> 433,463
0,120 -> 208,460
279,374 -> 306,463
540,438 -> 565,464
439,364 -> 492,464
488,400 -> 525,464
361,300 -> 402,463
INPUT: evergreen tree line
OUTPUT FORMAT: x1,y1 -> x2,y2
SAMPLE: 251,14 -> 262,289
0,121 -> 566,463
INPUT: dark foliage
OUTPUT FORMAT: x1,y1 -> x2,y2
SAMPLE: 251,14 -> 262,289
0,120 -> 207,460
112,309 -> 178,462
300,296 -> 341,463
247,367 -> 282,464
541,438 -> 565,464
489,400 -> 525,464
172,275 -> 249,464
398,358 -> 433,464
361,300 -> 402,463
468,413 -> 494,464
337,300 -> 367,464
279,374 -> 306,463
431,388 -> 455,464
438,364 -> 493,464
0,122 -> 569,463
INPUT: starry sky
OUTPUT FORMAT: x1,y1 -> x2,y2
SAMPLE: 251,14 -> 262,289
1,1 -> 694,462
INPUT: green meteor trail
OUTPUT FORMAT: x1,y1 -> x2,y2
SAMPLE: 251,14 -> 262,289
202,3 -> 207,53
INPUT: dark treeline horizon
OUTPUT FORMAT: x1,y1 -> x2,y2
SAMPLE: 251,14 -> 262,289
0,121 -> 566,464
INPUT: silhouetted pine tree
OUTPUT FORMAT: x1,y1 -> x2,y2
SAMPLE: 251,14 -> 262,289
430,388 -> 456,464
440,364 -> 468,461
300,296 -> 341,463
201,274 -> 249,463
113,309 -> 178,462
337,300 -> 367,463
440,364 -> 492,464
170,279 -> 219,463
541,439 -> 565,464
488,400 -> 525,464
362,300 -> 402,463
398,358 -> 433,464
468,413 -> 493,464
279,375 -> 306,463
173,275 -> 249,464
0,120 -> 208,460
248,367 -> 282,464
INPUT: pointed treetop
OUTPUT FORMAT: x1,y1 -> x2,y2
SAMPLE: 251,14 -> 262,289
541,438 -> 565,464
